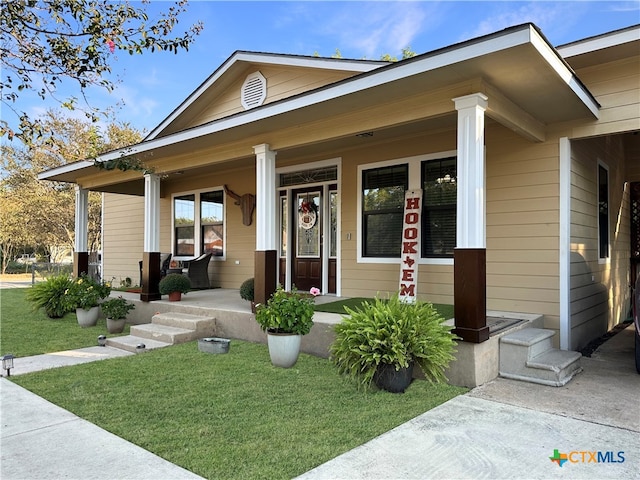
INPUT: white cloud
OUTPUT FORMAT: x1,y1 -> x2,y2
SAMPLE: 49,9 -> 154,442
459,1 -> 587,44
314,1 -> 437,58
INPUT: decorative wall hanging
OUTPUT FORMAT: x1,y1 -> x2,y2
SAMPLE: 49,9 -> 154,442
298,196 -> 317,230
224,185 -> 256,226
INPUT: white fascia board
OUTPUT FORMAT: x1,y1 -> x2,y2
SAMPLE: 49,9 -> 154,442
50,25 -> 595,178
145,51 -> 388,141
529,26 -> 600,119
38,160 -> 95,180
101,28 -> 538,162
557,26 -> 640,58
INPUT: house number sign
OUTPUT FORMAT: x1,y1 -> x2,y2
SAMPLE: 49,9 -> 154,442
399,189 -> 422,303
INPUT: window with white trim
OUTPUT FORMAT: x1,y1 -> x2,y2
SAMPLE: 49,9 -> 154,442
173,190 -> 224,258
360,153 -> 457,260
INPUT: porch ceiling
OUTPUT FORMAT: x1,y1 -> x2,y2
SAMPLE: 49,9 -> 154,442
40,23 -> 599,191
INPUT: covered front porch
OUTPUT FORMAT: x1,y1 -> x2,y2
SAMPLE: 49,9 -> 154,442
113,288 -> 543,387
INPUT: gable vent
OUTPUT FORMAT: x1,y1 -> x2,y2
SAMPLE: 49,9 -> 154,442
241,71 -> 267,110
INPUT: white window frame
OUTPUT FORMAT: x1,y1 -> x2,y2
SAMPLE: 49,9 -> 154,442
357,150 -> 456,265
171,186 -> 226,261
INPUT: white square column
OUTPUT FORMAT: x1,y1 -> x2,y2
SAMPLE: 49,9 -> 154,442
141,173 -> 161,302
454,93 -> 488,248
144,173 -> 161,253
254,144 -> 277,250
253,143 -> 278,305
73,186 -> 89,277
452,93 -> 490,343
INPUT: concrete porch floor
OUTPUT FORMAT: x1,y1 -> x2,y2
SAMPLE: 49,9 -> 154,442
117,288 -> 543,387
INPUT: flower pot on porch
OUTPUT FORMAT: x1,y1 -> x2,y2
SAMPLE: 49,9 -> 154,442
76,306 -> 100,327
266,331 -> 302,368
106,318 -> 126,334
168,291 -> 182,302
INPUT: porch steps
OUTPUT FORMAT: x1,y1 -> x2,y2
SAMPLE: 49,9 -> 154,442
499,328 -> 582,386
106,312 -> 216,353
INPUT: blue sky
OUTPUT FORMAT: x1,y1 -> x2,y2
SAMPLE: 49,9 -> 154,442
14,0 -> 640,136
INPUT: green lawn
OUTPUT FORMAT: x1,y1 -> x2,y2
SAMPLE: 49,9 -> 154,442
11,341 -> 467,479
0,288 -> 130,357
315,297 -> 455,320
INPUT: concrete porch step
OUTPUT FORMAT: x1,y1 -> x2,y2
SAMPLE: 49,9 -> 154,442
499,328 -> 555,360
105,335 -> 171,353
499,327 -> 582,387
151,312 -> 216,336
130,323 -> 199,344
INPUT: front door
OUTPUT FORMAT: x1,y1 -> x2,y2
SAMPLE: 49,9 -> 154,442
292,188 -> 322,291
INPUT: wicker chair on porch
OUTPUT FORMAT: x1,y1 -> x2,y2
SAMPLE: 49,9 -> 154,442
138,253 -> 172,287
186,253 -> 212,289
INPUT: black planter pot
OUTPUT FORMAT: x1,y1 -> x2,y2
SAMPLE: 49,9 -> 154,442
374,362 -> 414,393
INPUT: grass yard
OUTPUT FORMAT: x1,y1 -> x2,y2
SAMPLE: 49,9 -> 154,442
0,288 -> 130,357
315,296 -> 455,320
11,341 -> 467,479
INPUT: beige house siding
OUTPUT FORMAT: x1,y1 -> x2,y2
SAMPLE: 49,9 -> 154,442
563,56 -> 640,139
188,65 -> 361,128
102,193 -> 171,286
486,127 -> 561,333
569,136 -> 630,350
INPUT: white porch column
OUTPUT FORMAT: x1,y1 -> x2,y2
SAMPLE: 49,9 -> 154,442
254,143 -> 277,250
253,143 -> 277,305
454,93 -> 488,248
141,173 -> 161,302
73,186 -> 89,276
144,173 -> 161,253
452,93 -> 489,343
75,186 -> 89,252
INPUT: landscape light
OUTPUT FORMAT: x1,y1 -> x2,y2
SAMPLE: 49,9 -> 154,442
1,354 -> 15,377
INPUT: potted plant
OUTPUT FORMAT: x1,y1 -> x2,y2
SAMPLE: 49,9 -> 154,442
239,278 -> 255,312
255,285 -> 319,368
159,273 -> 191,301
101,296 -> 135,333
65,274 -> 112,327
330,293 -> 458,393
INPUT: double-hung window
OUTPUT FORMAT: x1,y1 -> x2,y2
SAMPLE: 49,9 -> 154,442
360,153 -> 457,261
362,164 -> 408,257
173,190 -> 224,258
422,157 -> 457,257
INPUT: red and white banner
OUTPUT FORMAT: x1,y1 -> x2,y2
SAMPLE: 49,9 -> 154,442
399,189 -> 422,303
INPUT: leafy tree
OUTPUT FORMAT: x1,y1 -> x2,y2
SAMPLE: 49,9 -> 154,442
0,110 -> 143,273
1,0 -> 202,143
380,46 -> 416,62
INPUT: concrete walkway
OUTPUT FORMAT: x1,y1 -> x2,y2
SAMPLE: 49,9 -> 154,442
1,325 -> 638,479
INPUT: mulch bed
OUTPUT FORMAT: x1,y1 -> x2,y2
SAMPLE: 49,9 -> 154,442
579,320 -> 633,357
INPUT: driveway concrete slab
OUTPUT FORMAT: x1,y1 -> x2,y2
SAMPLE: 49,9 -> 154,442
298,395 -> 639,480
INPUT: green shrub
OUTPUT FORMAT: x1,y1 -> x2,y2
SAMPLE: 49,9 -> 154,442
239,278 -> 254,301
25,274 -> 74,318
100,296 -> 135,320
65,274 -> 112,310
159,273 -> 191,294
330,294 -> 458,390
255,286 -> 316,335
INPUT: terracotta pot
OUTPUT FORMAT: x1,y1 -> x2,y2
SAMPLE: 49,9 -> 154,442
266,331 -> 302,368
76,306 -> 100,327
106,318 -> 126,334
168,291 -> 182,302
